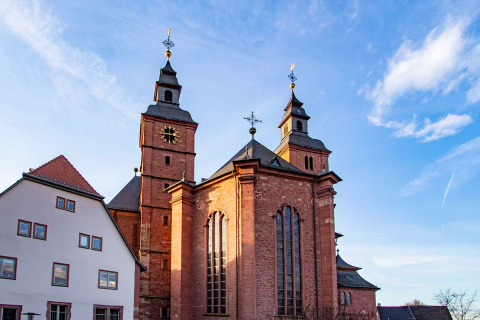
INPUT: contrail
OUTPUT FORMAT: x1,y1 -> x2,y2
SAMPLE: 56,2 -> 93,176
442,172 -> 455,205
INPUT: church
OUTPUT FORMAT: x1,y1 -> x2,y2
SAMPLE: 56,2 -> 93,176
107,31 -> 379,320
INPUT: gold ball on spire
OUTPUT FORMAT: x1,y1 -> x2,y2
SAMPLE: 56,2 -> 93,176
290,83 -> 296,90
165,50 -> 172,60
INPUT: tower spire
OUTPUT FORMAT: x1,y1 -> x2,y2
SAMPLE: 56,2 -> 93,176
163,28 -> 175,61
288,63 -> 297,90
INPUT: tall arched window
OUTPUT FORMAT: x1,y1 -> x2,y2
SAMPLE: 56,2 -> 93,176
164,90 -> 173,102
276,206 -> 302,316
206,212 -> 227,314
297,120 -> 303,132
309,157 -> 313,170
304,156 -> 308,170
346,292 -> 352,305
340,291 -> 346,305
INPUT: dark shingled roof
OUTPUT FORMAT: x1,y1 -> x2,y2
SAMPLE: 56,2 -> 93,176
108,176 -> 140,212
377,306 -> 416,320
158,61 -> 179,86
337,270 -> 379,289
337,254 -> 361,271
205,139 -> 305,183
409,306 -> 453,320
275,131 -> 327,153
377,306 -> 452,320
143,102 -> 197,124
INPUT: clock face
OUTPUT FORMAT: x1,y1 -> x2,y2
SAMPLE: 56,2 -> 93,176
161,126 -> 179,144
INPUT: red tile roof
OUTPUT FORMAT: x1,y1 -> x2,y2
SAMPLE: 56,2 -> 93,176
29,155 -> 100,196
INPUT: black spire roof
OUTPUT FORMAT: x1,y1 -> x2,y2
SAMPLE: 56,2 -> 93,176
108,176 -> 140,212
336,254 -> 361,271
158,61 -> 179,86
204,139 -> 305,183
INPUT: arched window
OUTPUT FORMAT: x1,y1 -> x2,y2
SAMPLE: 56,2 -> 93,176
304,156 -> 308,170
340,291 -> 346,305
309,157 -> 313,170
206,212 -> 227,314
276,206 -> 302,316
164,90 -> 173,102
297,120 -> 303,132
284,124 -> 289,136
346,292 -> 352,305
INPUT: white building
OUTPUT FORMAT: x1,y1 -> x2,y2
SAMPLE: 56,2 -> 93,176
0,155 -> 145,320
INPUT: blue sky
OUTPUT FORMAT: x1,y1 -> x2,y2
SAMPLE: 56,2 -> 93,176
1,0 -> 480,306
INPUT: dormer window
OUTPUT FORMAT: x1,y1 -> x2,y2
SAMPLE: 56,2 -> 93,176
297,120 -> 303,132
165,90 -> 173,102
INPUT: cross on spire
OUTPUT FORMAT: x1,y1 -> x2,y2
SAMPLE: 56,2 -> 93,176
288,63 -> 297,90
244,111 -> 262,139
163,28 -> 175,61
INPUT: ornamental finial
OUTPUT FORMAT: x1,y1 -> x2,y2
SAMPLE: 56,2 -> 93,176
288,63 -> 297,90
163,28 -> 175,61
244,111 -> 262,139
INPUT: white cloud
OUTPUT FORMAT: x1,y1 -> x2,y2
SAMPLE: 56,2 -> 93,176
363,20 -> 480,141
0,0 -> 138,119
402,136 -> 480,196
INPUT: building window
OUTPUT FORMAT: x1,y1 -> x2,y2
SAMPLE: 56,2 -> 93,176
340,291 -> 346,305
47,301 -> 71,320
346,292 -> 352,305
99,270 -> 118,290
79,234 -> 90,249
284,124 -> 289,136
56,197 -> 66,209
52,263 -> 69,287
304,156 -> 308,170
163,216 -> 169,226
276,206 -> 302,316
17,220 -> 32,237
162,259 -> 169,270
165,90 -> 173,102
66,200 -> 75,212
297,120 -> 303,132
206,211 -> 227,314
160,307 -> 170,319
0,305 -> 22,320
33,223 -> 47,240
94,305 -> 123,320
0,256 -> 17,280
164,183 -> 170,191
309,156 -> 313,170
92,236 -> 103,251
165,156 -> 170,165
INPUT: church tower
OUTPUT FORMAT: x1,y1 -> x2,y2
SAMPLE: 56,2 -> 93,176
138,30 -> 198,319
274,65 -> 331,174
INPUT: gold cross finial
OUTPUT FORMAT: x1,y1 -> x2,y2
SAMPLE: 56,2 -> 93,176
288,63 -> 297,90
291,63 -> 295,71
168,28 -> 171,37
163,28 -> 175,61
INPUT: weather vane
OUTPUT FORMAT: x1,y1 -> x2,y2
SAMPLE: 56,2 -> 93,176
163,28 -> 175,61
244,111 -> 262,139
288,63 -> 297,90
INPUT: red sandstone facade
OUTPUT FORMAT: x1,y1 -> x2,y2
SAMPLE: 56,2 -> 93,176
109,56 -> 379,319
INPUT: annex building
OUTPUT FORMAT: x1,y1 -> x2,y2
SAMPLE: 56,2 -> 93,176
107,33 -> 379,320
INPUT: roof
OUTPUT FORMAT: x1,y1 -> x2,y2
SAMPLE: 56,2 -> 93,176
337,269 -> 379,289
377,306 -> 452,320
337,254 -> 361,271
274,131 -> 328,153
158,61 -> 179,86
143,102 -> 197,124
377,306 -> 416,320
286,91 -> 304,109
27,155 -> 100,196
205,139 -> 305,182
108,176 -> 140,212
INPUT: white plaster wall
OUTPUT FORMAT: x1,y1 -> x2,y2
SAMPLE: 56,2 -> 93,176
0,179 -> 137,319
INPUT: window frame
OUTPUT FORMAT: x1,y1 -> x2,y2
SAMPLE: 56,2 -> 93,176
274,205 -> 304,316
17,219 -> 32,238
46,301 -> 72,320
0,304 -> 23,319
340,291 -> 346,305
66,199 -> 76,212
163,215 -> 169,226
33,223 -> 48,240
92,236 -> 103,251
79,233 -> 90,249
98,270 -> 118,290
93,304 -> 123,320
346,292 -> 352,305
52,262 -> 70,287
304,156 -> 309,170
205,211 -> 228,315
297,120 -> 303,132
162,259 -> 169,270
309,156 -> 313,170
0,256 -> 17,280
164,90 -> 173,102
165,155 -> 171,165
56,196 -> 66,210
